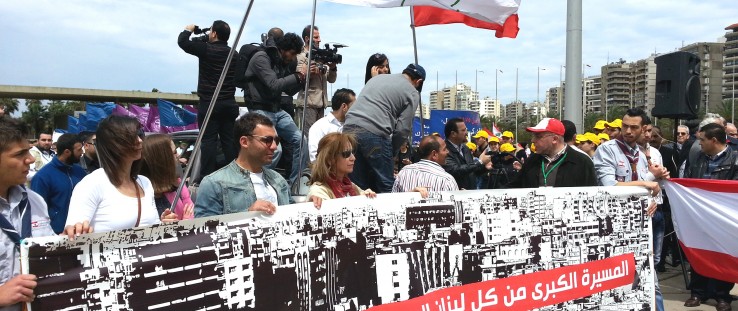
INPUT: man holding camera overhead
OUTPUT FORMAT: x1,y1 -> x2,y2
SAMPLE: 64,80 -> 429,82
296,25 -> 338,134
509,118 -> 597,188
178,20 -> 239,180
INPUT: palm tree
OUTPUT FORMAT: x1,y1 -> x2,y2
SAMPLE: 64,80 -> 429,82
21,99 -> 50,136
0,98 -> 20,115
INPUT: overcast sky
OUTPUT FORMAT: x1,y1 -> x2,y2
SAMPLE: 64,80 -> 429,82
1,0 -> 736,107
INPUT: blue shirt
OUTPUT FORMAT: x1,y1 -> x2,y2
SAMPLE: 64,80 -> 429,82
30,157 -> 87,233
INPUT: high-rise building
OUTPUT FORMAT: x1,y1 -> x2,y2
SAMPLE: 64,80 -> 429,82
602,62 -> 632,113
477,97 -> 502,119
427,83 -> 478,111
584,75 -> 602,114
681,42 -> 725,113
631,55 -> 657,113
503,101 -> 525,122
723,23 -> 738,109
547,86 -> 564,118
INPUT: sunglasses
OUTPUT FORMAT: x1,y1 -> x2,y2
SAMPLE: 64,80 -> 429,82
340,149 -> 354,158
249,135 -> 280,146
677,132 -> 688,136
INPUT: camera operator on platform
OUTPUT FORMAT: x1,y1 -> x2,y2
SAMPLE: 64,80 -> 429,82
296,25 -> 337,135
178,20 -> 239,180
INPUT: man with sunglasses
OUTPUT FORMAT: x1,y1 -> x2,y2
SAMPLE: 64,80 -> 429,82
78,132 -> 98,174
195,113 -> 292,217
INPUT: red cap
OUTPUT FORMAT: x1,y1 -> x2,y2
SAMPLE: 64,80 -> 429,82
526,118 -> 565,136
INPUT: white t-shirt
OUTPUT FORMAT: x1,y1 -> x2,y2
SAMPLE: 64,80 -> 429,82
66,169 -> 160,233
249,171 -> 278,206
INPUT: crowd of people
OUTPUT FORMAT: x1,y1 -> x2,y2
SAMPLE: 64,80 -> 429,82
1,19 -> 736,311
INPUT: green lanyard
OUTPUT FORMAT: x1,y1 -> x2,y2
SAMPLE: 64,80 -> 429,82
541,153 -> 568,186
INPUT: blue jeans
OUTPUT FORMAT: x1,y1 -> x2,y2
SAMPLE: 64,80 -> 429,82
252,109 -> 308,185
652,210 -> 665,311
347,128 -> 395,193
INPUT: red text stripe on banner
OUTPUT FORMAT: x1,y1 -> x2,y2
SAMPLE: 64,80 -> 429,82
369,253 -> 635,311
668,178 -> 738,193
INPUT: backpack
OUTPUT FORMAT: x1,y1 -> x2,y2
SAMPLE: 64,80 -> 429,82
233,43 -> 265,91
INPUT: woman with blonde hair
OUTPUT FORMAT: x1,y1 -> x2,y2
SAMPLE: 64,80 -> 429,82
308,132 -> 375,208
140,134 -> 194,220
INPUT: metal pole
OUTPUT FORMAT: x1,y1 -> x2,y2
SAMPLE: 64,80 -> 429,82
733,77 -> 735,124
564,0 -> 583,132
559,65 -> 564,119
171,0 -> 255,210
515,68 -> 519,140
495,69 -> 500,111
410,7 -> 424,126
294,0 -> 320,190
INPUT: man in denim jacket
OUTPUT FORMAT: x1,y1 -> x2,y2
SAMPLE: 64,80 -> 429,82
195,113 -> 292,217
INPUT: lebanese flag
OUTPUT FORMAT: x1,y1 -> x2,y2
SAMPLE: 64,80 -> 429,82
324,0 -> 520,28
414,6 -> 519,38
663,179 -> 738,283
492,122 -> 502,137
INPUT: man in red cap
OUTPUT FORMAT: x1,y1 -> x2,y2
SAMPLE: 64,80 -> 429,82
509,118 -> 597,187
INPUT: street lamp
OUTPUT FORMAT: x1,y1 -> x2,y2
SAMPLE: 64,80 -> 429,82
476,70 -> 484,95
537,67 -> 547,122
515,68 -> 519,140
560,65 -> 565,119
582,64 -> 590,118
496,69 -> 503,116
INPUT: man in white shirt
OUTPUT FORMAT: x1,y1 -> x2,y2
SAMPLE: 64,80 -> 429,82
393,135 -> 458,195
0,117 -> 55,311
27,133 -> 54,181
308,88 -> 355,162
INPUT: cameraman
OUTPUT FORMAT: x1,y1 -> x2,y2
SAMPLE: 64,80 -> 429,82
296,25 -> 337,134
484,142 -> 520,189
243,32 -> 309,185
178,20 -> 239,180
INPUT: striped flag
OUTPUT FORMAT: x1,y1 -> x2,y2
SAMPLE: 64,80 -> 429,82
413,6 -> 519,37
492,122 -> 502,137
663,179 -> 738,283
323,0 -> 520,26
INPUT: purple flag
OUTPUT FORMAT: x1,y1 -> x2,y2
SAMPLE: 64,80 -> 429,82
146,106 -> 161,133
129,105 -> 151,131
112,104 -> 133,117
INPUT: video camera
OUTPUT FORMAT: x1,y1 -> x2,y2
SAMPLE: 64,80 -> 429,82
310,43 -> 346,73
191,25 -> 210,42
488,151 -> 517,166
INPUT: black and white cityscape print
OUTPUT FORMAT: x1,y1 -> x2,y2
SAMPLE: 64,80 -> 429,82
23,187 -> 654,311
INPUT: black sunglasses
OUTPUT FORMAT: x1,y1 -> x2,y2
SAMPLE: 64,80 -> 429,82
249,135 -> 280,146
340,150 -> 354,158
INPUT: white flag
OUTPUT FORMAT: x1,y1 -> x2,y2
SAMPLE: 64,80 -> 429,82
323,0 -> 520,25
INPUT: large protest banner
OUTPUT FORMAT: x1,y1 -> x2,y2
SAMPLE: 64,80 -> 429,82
22,187 -> 654,310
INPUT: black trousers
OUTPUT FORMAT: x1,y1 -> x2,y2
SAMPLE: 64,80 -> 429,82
689,268 -> 734,301
197,98 -> 239,181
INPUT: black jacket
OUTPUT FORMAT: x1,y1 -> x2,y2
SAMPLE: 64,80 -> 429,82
510,145 -> 597,188
243,39 -> 302,112
443,140 -> 486,190
178,30 -> 237,101
685,146 -> 738,180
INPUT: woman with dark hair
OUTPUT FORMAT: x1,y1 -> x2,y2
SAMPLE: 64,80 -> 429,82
308,132 -> 375,208
64,116 -> 177,235
364,53 -> 390,84
140,134 -> 194,220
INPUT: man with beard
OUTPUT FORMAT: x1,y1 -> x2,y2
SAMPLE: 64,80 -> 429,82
78,132 -> 99,174
443,118 -> 491,190
27,132 -> 54,181
195,113 -> 292,217
30,134 -> 87,234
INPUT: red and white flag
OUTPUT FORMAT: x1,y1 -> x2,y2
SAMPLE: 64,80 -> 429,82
323,0 -> 520,26
663,179 -> 738,283
492,123 -> 502,137
413,6 -> 519,38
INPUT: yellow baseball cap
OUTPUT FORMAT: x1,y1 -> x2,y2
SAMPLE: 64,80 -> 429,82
466,142 -> 477,152
472,130 -> 489,139
607,119 -> 622,129
502,131 -> 514,138
575,134 -> 586,144
594,120 -> 607,130
585,132 -> 601,146
500,143 -> 516,153
598,133 -> 610,141
488,136 -> 500,143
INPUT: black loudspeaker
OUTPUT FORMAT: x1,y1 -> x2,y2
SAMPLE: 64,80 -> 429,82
652,51 -> 701,119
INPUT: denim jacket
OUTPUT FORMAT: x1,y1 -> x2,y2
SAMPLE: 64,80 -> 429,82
195,161 -> 291,217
